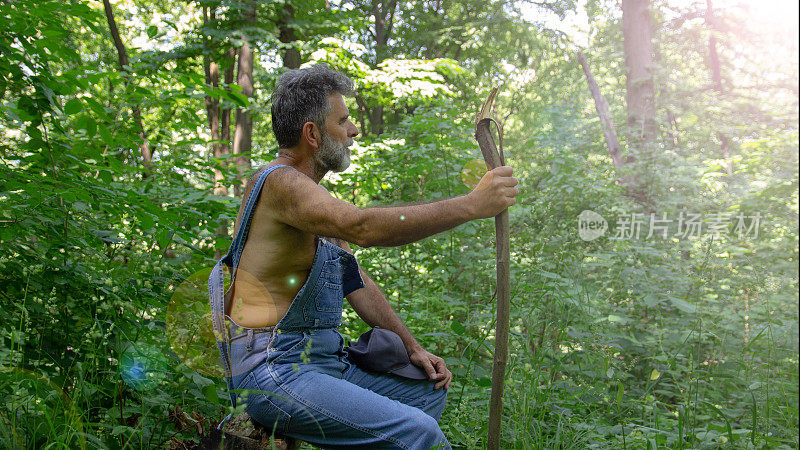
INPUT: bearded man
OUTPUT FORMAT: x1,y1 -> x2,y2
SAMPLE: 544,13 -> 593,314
208,64 -> 518,449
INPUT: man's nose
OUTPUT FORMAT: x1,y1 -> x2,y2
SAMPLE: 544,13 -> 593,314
348,121 -> 359,138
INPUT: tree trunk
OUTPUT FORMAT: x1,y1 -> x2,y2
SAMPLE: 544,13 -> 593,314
203,7 -> 223,189
371,0 -> 396,64
102,0 -> 152,178
577,53 -> 629,177
222,46 -> 236,158
706,0 -> 733,175
366,0 -> 397,135
216,48 -> 236,255
368,106 -> 384,135
278,3 -> 301,69
578,51 -> 653,202
622,0 -> 656,144
203,6 -> 231,258
232,1 -> 257,198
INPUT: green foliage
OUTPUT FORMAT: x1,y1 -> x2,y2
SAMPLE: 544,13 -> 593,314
1,0 -> 797,448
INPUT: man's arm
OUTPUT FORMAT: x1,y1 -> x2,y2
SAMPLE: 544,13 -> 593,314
263,165 -> 518,248
334,239 -> 453,390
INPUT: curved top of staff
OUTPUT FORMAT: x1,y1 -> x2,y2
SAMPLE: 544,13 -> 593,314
474,87 -> 504,168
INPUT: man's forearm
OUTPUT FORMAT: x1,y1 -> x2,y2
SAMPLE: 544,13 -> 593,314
355,195 -> 476,248
346,269 -> 423,353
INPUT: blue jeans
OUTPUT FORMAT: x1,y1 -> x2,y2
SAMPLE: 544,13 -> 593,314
228,325 -> 450,449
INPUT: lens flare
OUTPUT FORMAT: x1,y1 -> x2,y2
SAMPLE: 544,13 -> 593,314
461,159 -> 487,190
118,341 -> 168,391
166,267 -> 223,377
166,267 -> 277,377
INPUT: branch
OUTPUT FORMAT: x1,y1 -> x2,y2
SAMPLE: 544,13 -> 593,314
102,0 -> 152,177
103,0 -> 129,70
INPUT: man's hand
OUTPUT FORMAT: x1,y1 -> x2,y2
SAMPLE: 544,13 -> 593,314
468,165 -> 519,219
408,348 -> 453,390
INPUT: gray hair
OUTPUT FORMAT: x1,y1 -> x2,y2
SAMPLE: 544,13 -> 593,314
271,64 -> 354,149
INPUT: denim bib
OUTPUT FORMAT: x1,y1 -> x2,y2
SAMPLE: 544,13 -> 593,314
207,164 -> 364,426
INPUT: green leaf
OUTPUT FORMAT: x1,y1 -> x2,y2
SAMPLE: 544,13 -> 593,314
112,425 -> 132,436
98,170 -> 112,184
643,294 -> 661,307
147,25 -> 158,39
450,320 -> 466,335
139,212 -> 155,230
607,314 -> 632,324
701,401 -> 735,443
224,91 -> 249,107
202,384 -> 219,404
668,296 -> 697,313
78,115 -> 96,138
64,98 -> 82,115
474,378 -> 492,387
156,228 -> 172,249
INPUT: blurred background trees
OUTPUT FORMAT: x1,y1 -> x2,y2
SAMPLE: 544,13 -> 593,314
0,0 -> 797,447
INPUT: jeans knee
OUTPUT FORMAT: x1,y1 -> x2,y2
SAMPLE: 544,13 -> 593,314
425,387 -> 447,421
434,387 -> 447,408
411,412 -> 448,449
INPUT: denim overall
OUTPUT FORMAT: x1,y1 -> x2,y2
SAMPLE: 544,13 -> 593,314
208,164 -> 450,449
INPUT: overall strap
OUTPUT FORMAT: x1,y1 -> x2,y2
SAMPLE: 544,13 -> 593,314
207,163 -> 289,429
229,164 -> 291,275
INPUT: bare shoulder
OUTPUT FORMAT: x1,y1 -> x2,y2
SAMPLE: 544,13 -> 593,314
261,165 -> 320,199
252,164 -> 363,243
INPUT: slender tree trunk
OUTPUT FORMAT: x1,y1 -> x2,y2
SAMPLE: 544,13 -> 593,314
706,0 -> 733,175
216,49 -> 236,254
371,0 -> 395,64
203,7 -> 222,174
278,3 -> 301,69
204,26 -> 232,197
622,0 -> 656,144
368,107 -> 384,135
232,2 -> 257,197
355,95 -> 368,135
366,0 -> 398,135
579,51 -> 654,204
203,6 -> 231,258
102,0 -> 152,177
221,46 -> 236,158
577,52 -> 629,178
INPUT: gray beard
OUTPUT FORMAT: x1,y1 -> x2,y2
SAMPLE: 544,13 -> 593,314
313,130 -> 352,177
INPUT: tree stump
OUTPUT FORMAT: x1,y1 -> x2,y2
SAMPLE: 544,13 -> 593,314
200,413 -> 302,450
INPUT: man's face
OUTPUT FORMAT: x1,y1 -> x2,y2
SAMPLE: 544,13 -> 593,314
313,94 -> 359,173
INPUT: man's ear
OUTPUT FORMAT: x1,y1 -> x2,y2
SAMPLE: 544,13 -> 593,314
302,122 -> 321,149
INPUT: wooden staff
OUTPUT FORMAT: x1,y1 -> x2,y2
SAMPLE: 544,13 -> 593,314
474,88 -> 510,450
